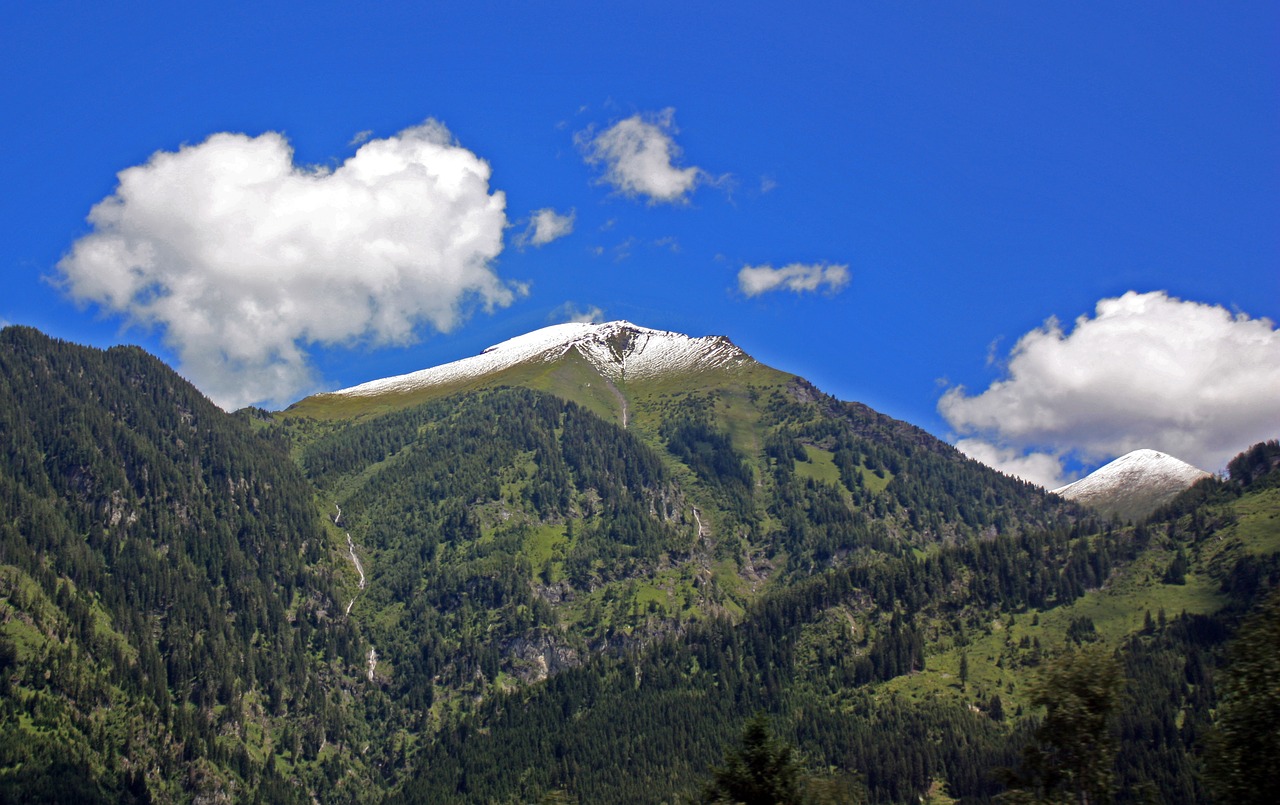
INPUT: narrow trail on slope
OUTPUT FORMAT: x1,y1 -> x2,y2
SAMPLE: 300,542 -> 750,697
334,504 -> 377,682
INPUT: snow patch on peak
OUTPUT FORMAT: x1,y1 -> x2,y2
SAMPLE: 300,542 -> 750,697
1053,449 -> 1209,497
1052,449 -> 1211,520
572,322 -> 747,382
331,321 -> 752,397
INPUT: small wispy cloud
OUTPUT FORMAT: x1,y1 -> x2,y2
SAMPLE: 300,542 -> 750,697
517,208 -> 575,247
348,129 -> 373,147
653,236 -> 680,253
738,262 -> 850,297
578,108 -> 704,204
552,302 -> 605,324
612,237 -> 637,262
589,236 -> 679,262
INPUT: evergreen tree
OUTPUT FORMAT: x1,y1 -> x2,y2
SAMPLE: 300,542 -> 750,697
1205,589 -> 1280,805
1001,646 -> 1124,805
703,713 -> 805,805
1162,548 -> 1188,585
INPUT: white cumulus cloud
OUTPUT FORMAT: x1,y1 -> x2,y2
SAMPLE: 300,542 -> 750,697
579,109 -> 703,204
519,208 -> 575,247
940,291 -> 1280,485
738,262 -> 850,297
953,439 -> 1073,491
56,120 -> 517,410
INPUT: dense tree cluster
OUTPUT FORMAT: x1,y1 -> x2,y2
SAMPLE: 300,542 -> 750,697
394,452 -> 1280,803
1204,588 -> 1280,804
293,387 -> 692,721
0,328 -> 375,801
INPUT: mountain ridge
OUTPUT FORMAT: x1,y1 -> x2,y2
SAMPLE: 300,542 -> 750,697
328,320 -> 753,397
286,320 -> 773,424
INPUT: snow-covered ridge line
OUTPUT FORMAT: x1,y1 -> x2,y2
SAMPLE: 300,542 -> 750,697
330,320 -> 752,397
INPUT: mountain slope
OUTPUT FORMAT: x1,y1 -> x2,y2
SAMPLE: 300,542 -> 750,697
278,320 -> 1278,803
1053,449 -> 1211,522
0,326 -> 383,802
7,323 -> 1274,803
395,445 -> 1280,804
276,321 -> 1078,757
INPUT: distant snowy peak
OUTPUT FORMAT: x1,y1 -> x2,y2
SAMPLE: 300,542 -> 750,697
332,321 -> 753,397
1052,449 -> 1209,497
1052,449 -> 1211,521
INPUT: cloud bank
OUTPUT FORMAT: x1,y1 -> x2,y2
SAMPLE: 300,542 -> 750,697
940,291 -> 1280,487
519,208 -> 575,247
57,121 -> 516,410
579,109 -> 703,204
738,262 -> 850,297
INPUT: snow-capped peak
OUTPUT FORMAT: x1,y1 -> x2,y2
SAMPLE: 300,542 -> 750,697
331,321 -> 752,397
1051,449 -> 1210,520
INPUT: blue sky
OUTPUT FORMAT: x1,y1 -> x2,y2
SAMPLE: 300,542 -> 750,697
2,2 -> 1277,486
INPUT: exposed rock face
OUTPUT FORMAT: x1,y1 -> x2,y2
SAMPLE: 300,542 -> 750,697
507,630 -> 581,684
1052,449 -> 1211,522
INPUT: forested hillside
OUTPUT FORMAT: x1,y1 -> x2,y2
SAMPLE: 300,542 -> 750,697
394,445 -> 1280,803
0,327 -> 382,802
1,326 -> 1276,803
278,367 -> 1076,728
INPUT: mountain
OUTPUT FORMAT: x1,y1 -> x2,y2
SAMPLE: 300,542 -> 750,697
279,322 -> 1276,801
334,321 -> 752,395
287,321 -> 773,424
1052,448 -> 1212,522
3,322 -> 1278,804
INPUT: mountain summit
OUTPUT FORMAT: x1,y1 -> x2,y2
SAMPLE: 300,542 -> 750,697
332,321 -> 751,398
1052,448 -> 1210,521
